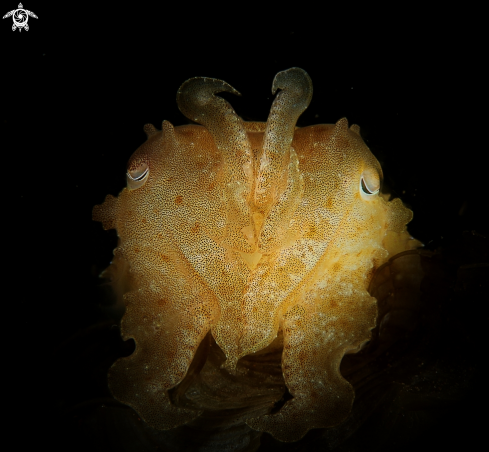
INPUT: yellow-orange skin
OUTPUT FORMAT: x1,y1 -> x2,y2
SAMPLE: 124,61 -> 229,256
93,69 -> 418,442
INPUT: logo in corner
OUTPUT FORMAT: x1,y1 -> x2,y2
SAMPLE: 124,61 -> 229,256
3,3 -> 37,32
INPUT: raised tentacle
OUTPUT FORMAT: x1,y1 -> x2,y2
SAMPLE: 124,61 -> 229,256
254,68 -> 313,209
177,77 -> 255,252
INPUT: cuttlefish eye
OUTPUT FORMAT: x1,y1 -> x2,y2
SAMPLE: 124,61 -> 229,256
126,161 -> 149,190
360,167 -> 380,198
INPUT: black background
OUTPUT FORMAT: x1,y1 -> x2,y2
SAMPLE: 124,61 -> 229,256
3,3 -> 486,451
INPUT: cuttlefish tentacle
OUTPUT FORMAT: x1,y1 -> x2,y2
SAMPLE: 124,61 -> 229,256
255,67 -> 313,210
108,286 -> 208,430
247,287 -> 377,442
177,77 -> 255,252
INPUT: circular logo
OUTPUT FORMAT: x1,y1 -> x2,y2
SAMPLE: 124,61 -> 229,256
13,9 -> 27,27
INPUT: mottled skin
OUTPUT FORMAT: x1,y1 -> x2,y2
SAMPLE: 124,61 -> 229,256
93,68 -> 419,442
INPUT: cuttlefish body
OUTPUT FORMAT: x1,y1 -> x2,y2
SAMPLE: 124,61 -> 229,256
93,68 -> 419,442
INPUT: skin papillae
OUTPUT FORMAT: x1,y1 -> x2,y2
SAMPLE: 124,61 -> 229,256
93,68 -> 420,442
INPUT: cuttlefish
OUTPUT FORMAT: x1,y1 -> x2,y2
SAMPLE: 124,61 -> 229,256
93,68 -> 419,442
